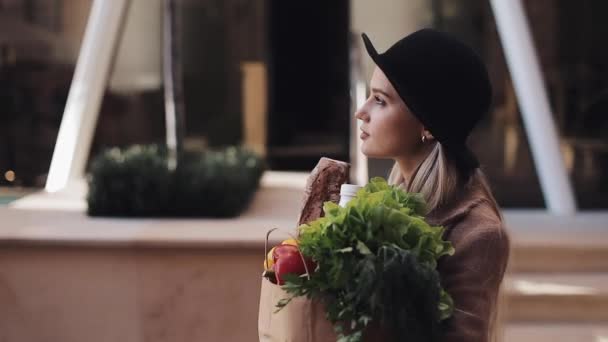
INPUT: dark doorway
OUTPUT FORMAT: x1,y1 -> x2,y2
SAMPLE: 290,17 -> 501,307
267,0 -> 350,170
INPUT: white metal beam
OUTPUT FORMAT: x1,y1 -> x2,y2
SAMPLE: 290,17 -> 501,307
45,0 -> 131,192
490,0 -> 577,214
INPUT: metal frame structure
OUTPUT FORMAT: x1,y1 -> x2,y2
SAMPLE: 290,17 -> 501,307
490,0 -> 577,214
45,0 -> 131,192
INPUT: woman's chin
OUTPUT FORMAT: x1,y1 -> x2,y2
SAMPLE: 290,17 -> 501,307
360,146 -> 393,159
360,147 -> 383,159
360,145 -> 370,157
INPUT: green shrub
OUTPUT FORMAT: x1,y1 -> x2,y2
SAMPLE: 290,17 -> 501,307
87,144 -> 265,217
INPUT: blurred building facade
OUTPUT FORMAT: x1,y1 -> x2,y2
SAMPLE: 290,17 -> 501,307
1,0 -> 607,209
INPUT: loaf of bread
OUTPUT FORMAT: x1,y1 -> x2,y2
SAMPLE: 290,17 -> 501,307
296,157 -> 350,226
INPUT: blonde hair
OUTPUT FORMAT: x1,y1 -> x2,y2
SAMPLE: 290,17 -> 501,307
388,143 -> 458,213
387,141 -> 509,342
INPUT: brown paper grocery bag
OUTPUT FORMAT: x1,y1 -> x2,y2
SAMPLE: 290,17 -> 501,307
257,278 -> 390,342
257,228 -> 389,341
258,227 -> 336,341
258,277 -> 337,342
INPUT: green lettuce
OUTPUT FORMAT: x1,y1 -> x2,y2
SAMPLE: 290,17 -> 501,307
278,177 -> 455,342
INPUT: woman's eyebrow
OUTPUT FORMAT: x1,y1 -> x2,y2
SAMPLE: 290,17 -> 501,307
371,88 -> 391,99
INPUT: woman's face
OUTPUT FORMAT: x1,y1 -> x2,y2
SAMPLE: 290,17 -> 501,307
355,67 -> 426,159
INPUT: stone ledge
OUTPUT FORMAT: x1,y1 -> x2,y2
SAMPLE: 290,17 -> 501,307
505,272 -> 608,321
2,172 -> 608,250
0,172 -> 309,249
505,323 -> 608,342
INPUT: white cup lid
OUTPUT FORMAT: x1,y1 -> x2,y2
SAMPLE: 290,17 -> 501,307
340,183 -> 362,195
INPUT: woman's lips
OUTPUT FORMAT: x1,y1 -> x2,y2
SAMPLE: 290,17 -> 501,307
360,132 -> 370,140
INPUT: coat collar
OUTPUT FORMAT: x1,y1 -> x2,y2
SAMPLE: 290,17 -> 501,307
425,177 -> 488,228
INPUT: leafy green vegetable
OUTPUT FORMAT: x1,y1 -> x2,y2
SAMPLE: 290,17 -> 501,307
278,177 -> 455,341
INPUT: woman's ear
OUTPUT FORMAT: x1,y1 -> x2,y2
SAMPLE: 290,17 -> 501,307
422,129 -> 435,141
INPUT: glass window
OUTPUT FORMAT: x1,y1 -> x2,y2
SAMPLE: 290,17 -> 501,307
0,0 -> 92,187
431,0 -> 608,209
90,0 -> 351,173
89,0 -> 165,163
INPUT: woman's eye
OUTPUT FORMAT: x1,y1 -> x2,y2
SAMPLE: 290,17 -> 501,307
374,95 -> 385,105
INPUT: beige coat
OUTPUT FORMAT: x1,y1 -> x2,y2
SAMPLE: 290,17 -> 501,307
426,177 -> 511,342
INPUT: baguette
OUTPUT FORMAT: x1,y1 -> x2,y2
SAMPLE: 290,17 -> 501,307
296,157 -> 350,226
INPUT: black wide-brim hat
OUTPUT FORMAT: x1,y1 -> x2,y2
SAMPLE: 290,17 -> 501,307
361,29 -> 492,177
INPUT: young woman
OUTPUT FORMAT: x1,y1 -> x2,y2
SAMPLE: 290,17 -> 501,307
356,29 -> 511,342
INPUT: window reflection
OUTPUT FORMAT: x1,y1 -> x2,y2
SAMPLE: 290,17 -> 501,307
0,0 -> 92,187
433,0 -> 608,209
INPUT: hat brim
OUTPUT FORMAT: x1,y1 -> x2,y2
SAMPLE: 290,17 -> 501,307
361,33 -> 379,60
361,32 -> 431,131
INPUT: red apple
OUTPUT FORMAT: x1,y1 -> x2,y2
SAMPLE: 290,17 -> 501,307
272,245 -> 316,285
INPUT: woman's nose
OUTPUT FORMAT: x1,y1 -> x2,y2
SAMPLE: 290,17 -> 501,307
354,108 -> 369,122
